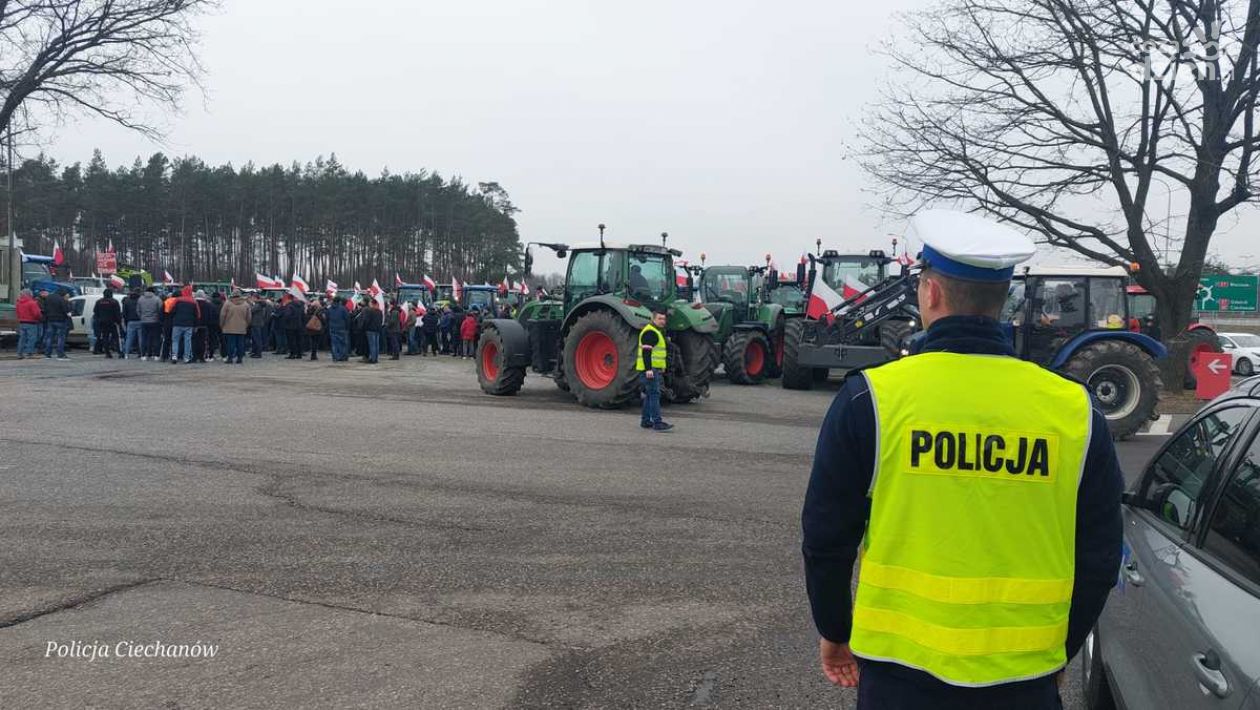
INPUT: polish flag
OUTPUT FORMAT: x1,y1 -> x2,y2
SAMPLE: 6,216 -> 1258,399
109,274 -> 126,289
255,273 -> 277,289
106,239 -> 115,254
52,243 -> 65,266
325,280 -> 338,297
164,271 -> 177,286
897,252 -> 915,267
291,272 -> 309,294
423,274 -> 437,291
395,273 -> 405,287
499,277 -> 510,295
368,279 -> 382,297
452,277 -> 462,302
806,276 -> 847,320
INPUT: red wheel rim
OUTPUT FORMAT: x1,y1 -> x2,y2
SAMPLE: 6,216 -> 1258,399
482,341 -> 500,380
575,331 -> 618,389
746,339 -> 766,376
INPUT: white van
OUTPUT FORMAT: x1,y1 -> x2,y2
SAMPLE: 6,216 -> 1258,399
68,292 -> 124,346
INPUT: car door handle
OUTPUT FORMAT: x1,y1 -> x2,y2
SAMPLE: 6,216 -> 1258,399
1123,561 -> 1144,586
1192,651 -> 1230,698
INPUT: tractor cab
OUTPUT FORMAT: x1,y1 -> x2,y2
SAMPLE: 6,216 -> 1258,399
770,279 -> 806,315
21,254 -> 81,297
396,284 -> 432,308
433,284 -> 454,308
818,250 -> 892,296
1004,266 -> 1130,365
698,266 -> 757,323
563,244 -> 677,313
462,285 -> 499,315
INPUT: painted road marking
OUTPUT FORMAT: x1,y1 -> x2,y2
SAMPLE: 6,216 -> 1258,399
1138,415 -> 1173,437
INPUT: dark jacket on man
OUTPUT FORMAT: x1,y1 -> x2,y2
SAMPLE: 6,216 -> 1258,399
170,294 -> 201,328
121,295 -> 141,323
250,299 -> 273,329
41,293 -> 71,323
325,303 -> 350,331
94,297 -> 122,326
279,300 -> 305,330
362,307 -> 384,332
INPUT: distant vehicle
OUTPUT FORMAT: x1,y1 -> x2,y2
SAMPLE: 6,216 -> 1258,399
1085,376 -> 1260,710
67,292 -> 123,345
1219,332 -> 1260,377
70,276 -> 113,295
395,284 -> 432,307
21,254 -> 80,297
462,284 -> 499,314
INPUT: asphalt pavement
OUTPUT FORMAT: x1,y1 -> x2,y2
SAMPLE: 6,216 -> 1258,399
0,350 -> 1187,709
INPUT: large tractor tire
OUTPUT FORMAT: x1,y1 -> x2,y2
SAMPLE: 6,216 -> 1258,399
563,309 -> 640,409
766,315 -> 787,378
477,327 -> 526,396
880,319 -> 914,359
781,318 -> 816,390
667,330 -> 718,404
724,330 -> 771,385
1062,340 -> 1163,440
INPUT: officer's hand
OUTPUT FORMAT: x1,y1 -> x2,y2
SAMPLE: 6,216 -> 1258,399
645,370 -> 655,379
819,638 -> 859,687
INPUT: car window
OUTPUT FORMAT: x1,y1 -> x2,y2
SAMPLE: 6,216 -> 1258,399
1135,407 -> 1254,531
1203,431 -> 1260,586
71,299 -> 85,317
1032,277 -> 1086,330
1088,278 -> 1126,329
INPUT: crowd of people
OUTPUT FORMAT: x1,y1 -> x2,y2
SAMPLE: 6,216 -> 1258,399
13,285 -> 502,364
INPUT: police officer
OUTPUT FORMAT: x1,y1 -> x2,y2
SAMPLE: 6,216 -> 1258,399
638,309 -> 673,432
802,209 -> 1123,709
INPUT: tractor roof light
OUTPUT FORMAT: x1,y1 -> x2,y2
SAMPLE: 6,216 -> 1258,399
1129,262 -> 1141,272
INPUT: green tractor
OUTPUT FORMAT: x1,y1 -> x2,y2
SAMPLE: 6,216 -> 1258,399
475,229 -> 719,408
695,264 -> 789,384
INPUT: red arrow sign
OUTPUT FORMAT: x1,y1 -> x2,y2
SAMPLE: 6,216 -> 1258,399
1196,352 -> 1233,400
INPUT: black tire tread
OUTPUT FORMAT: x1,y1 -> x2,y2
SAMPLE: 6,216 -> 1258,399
1062,340 -> 1163,441
781,318 -> 815,390
668,330 -> 718,403
476,328 -> 526,396
724,330 -> 770,385
563,309 -> 641,409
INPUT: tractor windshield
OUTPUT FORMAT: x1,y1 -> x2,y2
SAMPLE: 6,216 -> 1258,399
822,257 -> 884,295
701,268 -> 749,304
627,252 -> 673,303
770,283 -> 806,310
466,290 -> 495,313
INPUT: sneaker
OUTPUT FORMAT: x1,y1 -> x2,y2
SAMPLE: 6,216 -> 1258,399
652,422 -> 674,432
57,355 -> 70,360
640,422 -> 653,429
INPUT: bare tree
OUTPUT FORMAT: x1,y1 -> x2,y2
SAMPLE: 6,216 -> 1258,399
0,0 -> 211,140
861,0 -> 1260,336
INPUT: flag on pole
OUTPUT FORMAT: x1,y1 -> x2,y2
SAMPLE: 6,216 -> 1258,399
109,274 -> 126,289
106,239 -> 115,254
230,276 -> 237,291
52,243 -> 65,266
517,281 -> 529,296
164,270 -> 177,286
291,272 -> 309,294
325,280 -> 339,297
256,273 -> 281,289
452,277 -> 463,302
499,277 -> 510,296
422,274 -> 436,291
369,279 -> 386,312
806,276 -> 847,320
395,273 -> 405,287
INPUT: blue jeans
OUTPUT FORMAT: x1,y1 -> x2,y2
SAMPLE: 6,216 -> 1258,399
124,321 -> 142,356
330,329 -> 348,361
407,327 -> 419,354
366,331 -> 380,363
640,373 -> 662,426
44,321 -> 69,357
250,326 -> 265,356
224,333 -> 246,361
18,323 -> 40,356
171,325 -> 194,361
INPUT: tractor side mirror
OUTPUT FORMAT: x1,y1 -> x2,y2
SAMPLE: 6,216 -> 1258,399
556,249 -> 567,259
767,269 -> 779,289
796,262 -> 807,285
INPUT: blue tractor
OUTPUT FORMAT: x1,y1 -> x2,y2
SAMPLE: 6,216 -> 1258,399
783,260 -> 1165,439
21,253 -> 81,297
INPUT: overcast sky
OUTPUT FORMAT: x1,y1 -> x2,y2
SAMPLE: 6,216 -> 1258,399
39,0 -> 1260,274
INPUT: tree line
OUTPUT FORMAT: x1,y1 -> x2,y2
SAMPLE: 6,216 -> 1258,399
2,150 -> 523,286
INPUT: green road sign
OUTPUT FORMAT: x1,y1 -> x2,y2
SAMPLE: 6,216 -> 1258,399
1196,274 -> 1259,312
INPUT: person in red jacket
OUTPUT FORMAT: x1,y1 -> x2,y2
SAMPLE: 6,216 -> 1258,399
15,289 -> 43,359
459,310 -> 479,358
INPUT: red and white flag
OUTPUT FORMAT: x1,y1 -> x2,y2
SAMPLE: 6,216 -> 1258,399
395,273 -> 405,287
368,279 -> 382,297
255,273 -> 280,289
499,277 -> 510,295
896,251 -> 914,267
325,280 -> 338,297
164,270 -> 177,285
452,277 -> 463,302
106,239 -> 115,254
353,281 -> 362,293
291,272 -> 309,294
230,276 -> 237,291
109,274 -> 126,289
806,276 -> 847,320
52,243 -> 65,266
422,274 -> 436,291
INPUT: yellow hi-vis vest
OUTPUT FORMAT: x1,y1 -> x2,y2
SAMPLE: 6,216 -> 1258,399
852,352 -> 1091,687
637,323 -> 667,372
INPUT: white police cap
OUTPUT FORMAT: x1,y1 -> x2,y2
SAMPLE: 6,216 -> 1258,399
908,209 -> 1036,282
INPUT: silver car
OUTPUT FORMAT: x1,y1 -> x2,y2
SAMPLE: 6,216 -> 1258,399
1085,376 -> 1260,709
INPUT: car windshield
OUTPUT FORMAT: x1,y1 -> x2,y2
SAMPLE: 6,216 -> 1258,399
823,258 -> 883,293
627,252 -> 672,302
1231,334 -> 1260,348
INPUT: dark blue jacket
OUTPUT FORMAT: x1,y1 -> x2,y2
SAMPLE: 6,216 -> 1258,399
170,298 -> 200,328
801,316 -> 1123,687
325,304 -> 349,332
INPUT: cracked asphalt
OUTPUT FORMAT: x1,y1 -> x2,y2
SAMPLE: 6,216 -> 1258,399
0,352 -> 1172,709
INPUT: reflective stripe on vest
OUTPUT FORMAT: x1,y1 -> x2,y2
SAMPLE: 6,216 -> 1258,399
637,324 -> 667,371
851,352 -> 1091,687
